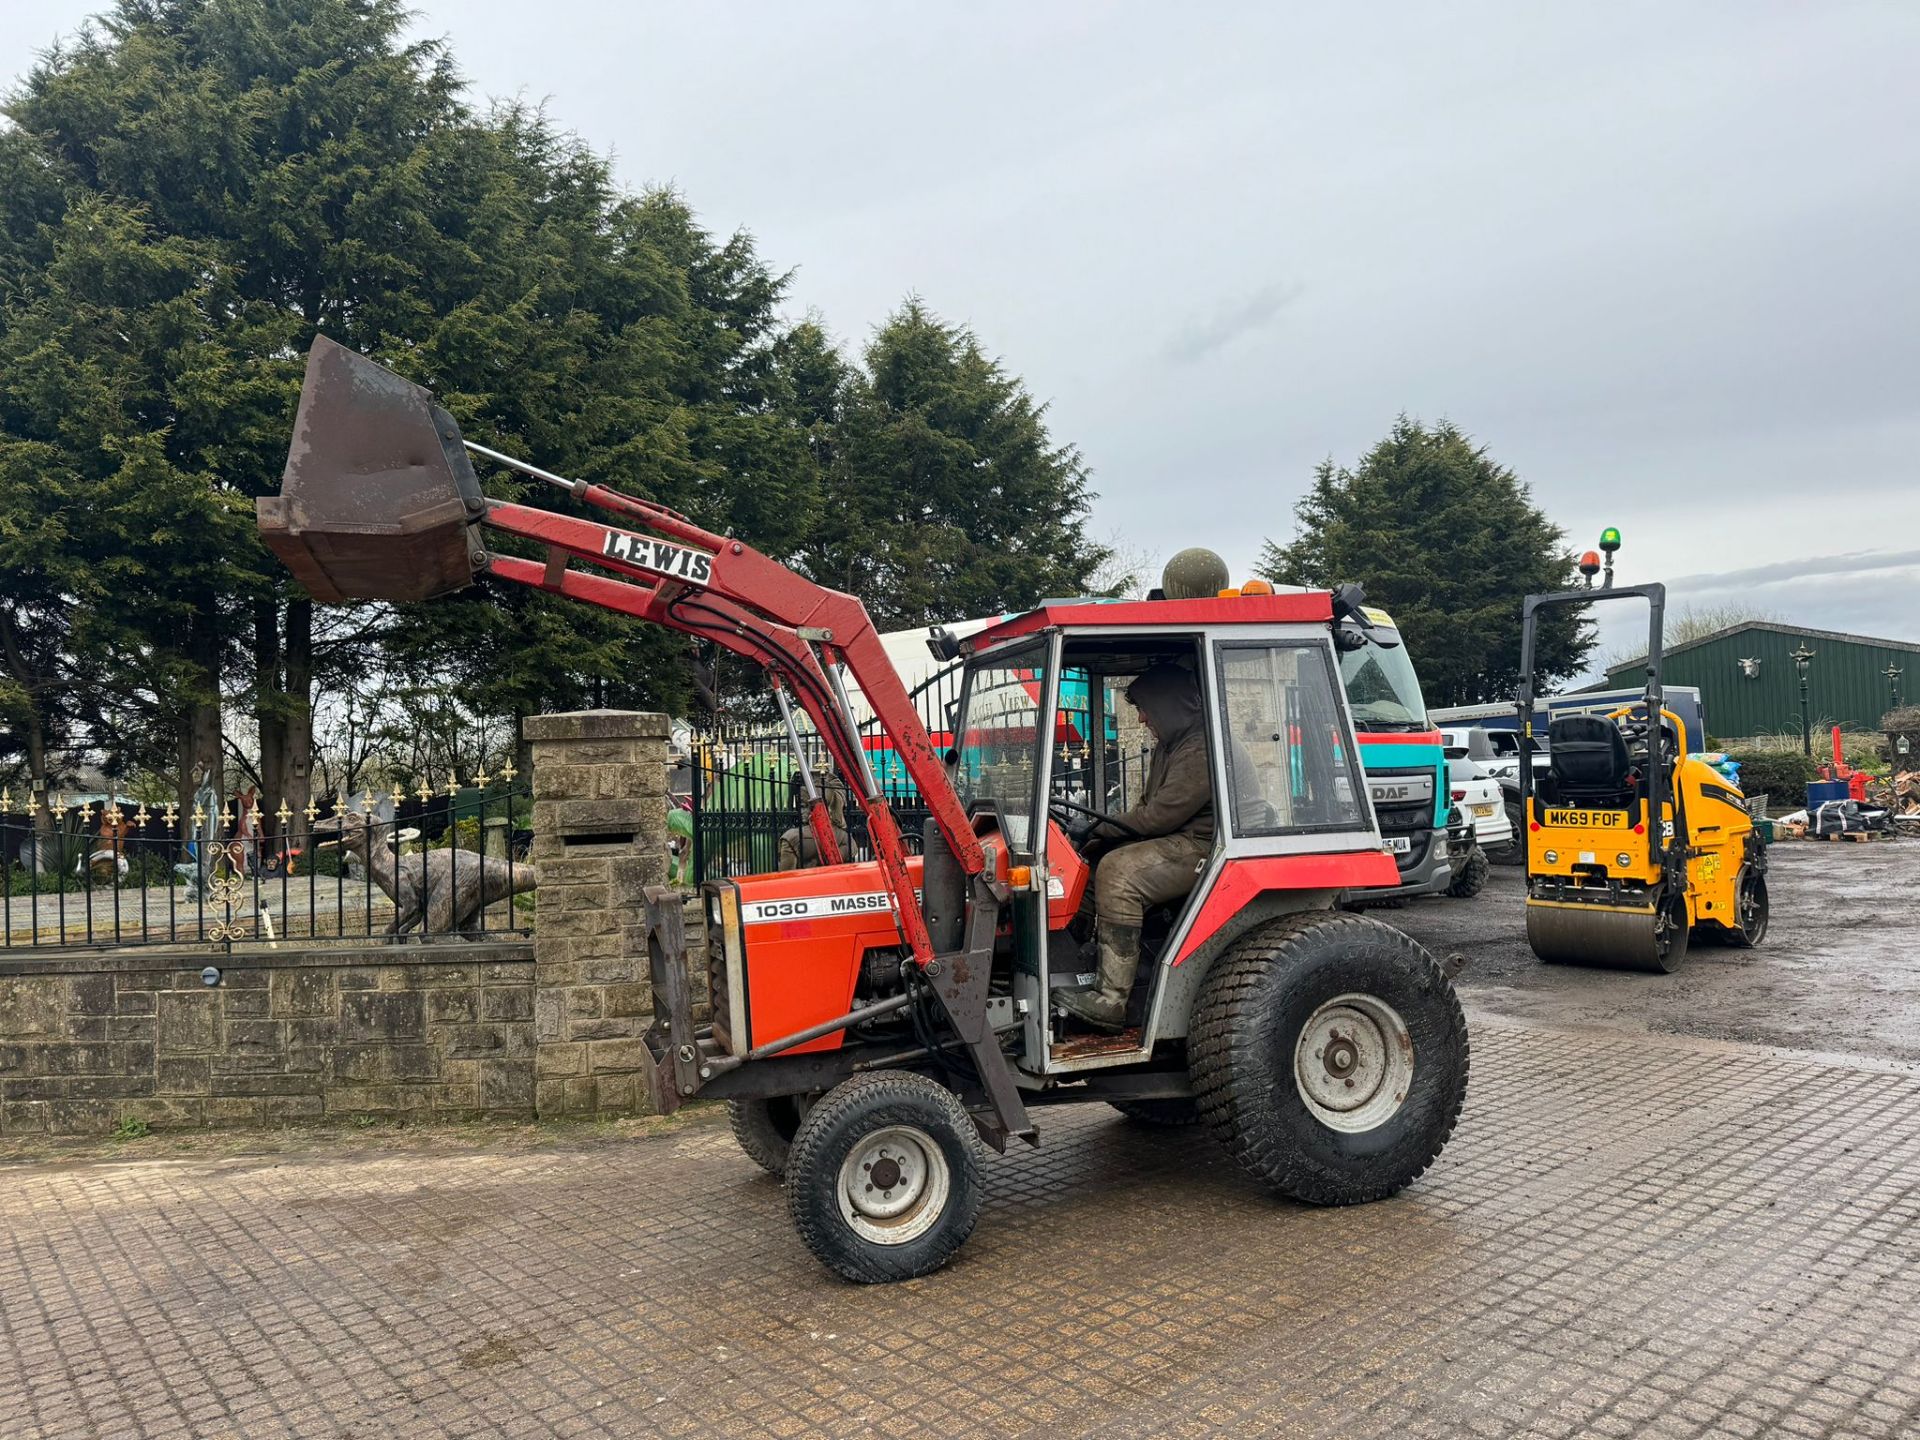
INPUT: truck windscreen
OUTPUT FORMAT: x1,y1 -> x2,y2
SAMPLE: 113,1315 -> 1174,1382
1339,631 -> 1430,732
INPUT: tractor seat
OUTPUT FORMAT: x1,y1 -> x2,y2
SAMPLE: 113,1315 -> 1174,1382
1546,715 -> 1633,805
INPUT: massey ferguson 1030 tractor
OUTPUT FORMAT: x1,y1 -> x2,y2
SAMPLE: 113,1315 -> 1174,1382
260,337 -> 1471,1283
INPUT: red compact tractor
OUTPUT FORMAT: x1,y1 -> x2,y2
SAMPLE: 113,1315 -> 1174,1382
261,337 -> 1471,1283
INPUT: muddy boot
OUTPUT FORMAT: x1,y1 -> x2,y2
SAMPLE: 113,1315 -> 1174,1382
1054,922 -> 1140,1031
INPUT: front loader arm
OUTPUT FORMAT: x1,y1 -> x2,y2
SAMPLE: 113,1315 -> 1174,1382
259,334 -> 1029,1144
478,500 -> 980,964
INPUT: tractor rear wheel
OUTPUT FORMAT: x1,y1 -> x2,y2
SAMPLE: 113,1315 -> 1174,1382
785,1071 -> 983,1284
1189,912 -> 1468,1206
728,1096 -> 807,1177
1107,1097 -> 1201,1126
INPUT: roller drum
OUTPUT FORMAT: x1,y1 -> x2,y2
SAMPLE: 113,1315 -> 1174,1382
1526,898 -> 1690,974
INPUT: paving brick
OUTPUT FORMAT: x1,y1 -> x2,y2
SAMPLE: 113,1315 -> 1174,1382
2,1023 -> 1918,1438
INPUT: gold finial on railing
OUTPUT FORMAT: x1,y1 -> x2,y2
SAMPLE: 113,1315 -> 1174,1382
191,802 -> 207,830
473,766 -> 490,788
415,777 -> 433,805
23,791 -> 37,820
363,789 -> 379,813
248,799 -> 264,831
104,801 -> 123,828
304,795 -> 321,824
499,759 -> 518,784
389,781 -> 405,811
276,798 -> 293,829
133,802 -> 149,827
162,801 -> 178,831
0,787 -> 10,810
220,802 -> 235,833
444,775 -> 459,799
49,795 -> 67,822
333,790 -> 347,815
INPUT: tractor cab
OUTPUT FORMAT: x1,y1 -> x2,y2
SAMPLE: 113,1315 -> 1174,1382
942,594 -> 1392,1077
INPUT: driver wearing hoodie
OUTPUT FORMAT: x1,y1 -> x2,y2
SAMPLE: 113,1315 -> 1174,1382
1054,660 -> 1216,1031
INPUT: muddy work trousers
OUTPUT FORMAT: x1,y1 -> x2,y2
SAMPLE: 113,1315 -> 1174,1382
1092,832 -> 1212,928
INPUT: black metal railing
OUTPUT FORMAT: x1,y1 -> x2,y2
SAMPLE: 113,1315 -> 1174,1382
1,778 -> 534,955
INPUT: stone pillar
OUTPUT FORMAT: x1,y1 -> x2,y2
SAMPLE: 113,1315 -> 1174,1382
525,710 -> 669,1118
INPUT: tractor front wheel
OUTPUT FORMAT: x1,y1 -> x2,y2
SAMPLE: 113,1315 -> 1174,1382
728,1096 -> 807,1178
785,1071 -> 983,1284
1190,912 -> 1469,1206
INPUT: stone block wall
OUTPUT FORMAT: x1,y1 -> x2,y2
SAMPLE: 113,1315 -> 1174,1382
0,947 -> 534,1135
524,710 -> 675,1119
0,706 -> 688,1136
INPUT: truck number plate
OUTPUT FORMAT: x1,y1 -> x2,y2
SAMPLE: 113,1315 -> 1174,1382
1543,808 -> 1627,828
1385,836 -> 1412,854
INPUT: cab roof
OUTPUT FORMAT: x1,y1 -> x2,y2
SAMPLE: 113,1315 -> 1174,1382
963,591 -> 1334,654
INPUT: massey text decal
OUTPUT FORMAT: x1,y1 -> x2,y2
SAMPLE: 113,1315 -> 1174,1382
601,529 -> 715,585
741,890 -> 921,925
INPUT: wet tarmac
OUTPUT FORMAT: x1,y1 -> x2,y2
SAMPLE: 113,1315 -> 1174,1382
1400,839 -> 1920,1066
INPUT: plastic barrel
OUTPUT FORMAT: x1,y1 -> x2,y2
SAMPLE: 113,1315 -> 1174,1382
1806,779 -> 1849,809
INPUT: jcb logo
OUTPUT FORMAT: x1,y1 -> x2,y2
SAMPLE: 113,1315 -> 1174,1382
1543,808 -> 1628,829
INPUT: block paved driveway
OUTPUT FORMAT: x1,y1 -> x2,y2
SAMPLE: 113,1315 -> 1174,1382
4,845 -> 1919,1439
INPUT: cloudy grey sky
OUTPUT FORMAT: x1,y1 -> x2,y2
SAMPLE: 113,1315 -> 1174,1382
9,1 -> 1920,662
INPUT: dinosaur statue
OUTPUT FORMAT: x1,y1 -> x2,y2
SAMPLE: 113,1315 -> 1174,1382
313,809 -> 538,939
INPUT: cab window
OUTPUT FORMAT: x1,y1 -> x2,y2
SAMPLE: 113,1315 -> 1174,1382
1215,642 -> 1365,834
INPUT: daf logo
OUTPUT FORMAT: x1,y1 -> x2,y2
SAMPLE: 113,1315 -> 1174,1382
1367,773 -> 1435,807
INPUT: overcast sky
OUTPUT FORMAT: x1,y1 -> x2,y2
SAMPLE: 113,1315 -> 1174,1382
9,1 -> 1919,664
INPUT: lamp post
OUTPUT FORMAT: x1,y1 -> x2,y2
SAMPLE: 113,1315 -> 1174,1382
1885,661 -> 1903,712
1791,644 -> 1816,757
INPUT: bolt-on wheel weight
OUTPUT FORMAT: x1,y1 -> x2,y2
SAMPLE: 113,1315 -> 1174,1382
1526,894 -> 1690,973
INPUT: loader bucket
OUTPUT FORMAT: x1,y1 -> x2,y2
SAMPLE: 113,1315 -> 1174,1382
256,335 -> 489,603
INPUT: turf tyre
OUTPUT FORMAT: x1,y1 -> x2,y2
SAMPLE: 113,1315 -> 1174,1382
1189,912 -> 1469,1206
785,1071 -> 982,1284
728,1096 -> 806,1177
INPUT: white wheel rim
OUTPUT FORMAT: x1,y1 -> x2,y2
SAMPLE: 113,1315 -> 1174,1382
836,1125 -> 950,1246
1293,992 -> 1415,1134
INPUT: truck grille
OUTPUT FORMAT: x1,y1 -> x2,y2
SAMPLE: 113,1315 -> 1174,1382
1376,801 -> 1433,872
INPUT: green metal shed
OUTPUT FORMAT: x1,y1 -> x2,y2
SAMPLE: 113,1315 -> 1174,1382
1604,622 -> 1919,742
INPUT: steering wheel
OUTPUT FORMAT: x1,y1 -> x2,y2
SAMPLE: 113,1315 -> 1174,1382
1047,797 -> 1144,841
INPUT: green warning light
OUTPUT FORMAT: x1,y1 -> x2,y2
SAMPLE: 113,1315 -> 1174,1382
1598,527 -> 1622,553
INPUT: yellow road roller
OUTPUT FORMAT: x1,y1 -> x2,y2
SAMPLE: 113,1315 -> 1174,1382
1516,574 -> 1768,973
